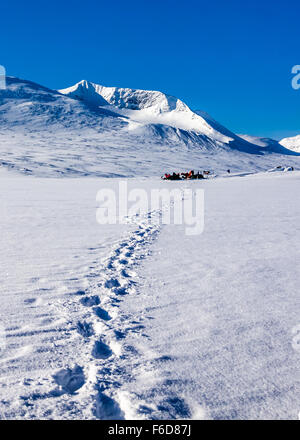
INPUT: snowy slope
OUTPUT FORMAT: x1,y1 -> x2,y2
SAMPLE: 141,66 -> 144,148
238,133 -> 298,155
280,135 -> 300,153
0,77 -> 124,129
193,113 -> 298,156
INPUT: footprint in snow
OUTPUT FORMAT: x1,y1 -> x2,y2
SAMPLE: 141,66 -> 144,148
105,279 -> 120,289
76,321 -> 94,337
120,269 -> 130,278
24,298 -> 37,304
114,287 -> 129,296
94,391 -> 124,420
114,330 -> 126,340
92,340 -> 112,359
93,307 -> 112,321
80,295 -> 100,307
52,365 -> 85,394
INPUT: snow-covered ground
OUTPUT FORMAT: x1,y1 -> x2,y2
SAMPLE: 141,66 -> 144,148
1,168 -> 299,420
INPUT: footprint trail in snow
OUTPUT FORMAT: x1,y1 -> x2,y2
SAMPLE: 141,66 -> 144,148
69,208 -> 163,419
10,192 -> 197,420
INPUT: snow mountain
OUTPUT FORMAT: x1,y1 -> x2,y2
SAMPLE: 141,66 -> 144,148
59,80 -> 232,143
59,80 -> 297,156
195,111 -> 297,156
279,135 -> 300,153
0,76 -> 299,177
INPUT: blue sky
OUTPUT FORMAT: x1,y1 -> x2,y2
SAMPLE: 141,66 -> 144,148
1,0 -> 299,139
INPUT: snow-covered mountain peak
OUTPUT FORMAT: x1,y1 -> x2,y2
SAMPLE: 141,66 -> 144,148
280,135 -> 300,153
59,80 -> 109,107
59,80 -> 233,142
59,80 -> 189,114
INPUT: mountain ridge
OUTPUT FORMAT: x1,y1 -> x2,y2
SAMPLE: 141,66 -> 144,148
59,79 -> 299,156
0,76 -> 299,178
280,134 -> 300,153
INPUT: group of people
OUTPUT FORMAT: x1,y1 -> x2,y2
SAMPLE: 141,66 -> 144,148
162,170 -> 209,180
